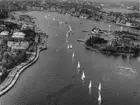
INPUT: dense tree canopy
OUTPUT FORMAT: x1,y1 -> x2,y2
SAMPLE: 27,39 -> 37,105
0,9 -> 8,19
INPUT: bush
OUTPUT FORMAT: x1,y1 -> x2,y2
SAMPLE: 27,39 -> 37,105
0,9 -> 8,19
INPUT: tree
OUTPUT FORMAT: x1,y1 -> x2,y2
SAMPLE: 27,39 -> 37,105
0,9 -> 8,19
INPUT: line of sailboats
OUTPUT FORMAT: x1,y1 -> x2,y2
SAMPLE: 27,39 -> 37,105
65,23 -> 102,104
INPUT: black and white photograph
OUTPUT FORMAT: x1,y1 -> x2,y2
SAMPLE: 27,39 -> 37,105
0,0 -> 140,105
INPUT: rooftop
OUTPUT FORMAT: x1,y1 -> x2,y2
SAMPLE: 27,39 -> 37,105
12,32 -> 25,38
0,31 -> 9,36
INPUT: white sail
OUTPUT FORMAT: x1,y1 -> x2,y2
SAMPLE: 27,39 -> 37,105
88,80 -> 92,95
70,44 -> 72,49
77,61 -> 80,69
98,82 -> 101,91
88,80 -> 92,88
72,52 -> 75,58
81,71 -> 85,81
67,44 -> 69,49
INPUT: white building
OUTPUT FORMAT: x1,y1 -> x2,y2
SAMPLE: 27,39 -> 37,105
12,32 -> 25,39
7,41 -> 29,50
0,31 -> 9,36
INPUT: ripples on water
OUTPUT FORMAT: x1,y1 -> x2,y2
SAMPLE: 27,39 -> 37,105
1,11 -> 140,105
115,66 -> 137,79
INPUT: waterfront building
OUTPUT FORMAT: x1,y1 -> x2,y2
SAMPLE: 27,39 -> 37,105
12,32 -> 25,39
7,41 -> 29,50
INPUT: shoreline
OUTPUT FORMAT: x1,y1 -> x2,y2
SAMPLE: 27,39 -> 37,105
0,47 -> 45,96
84,44 -> 139,56
0,11 -> 48,97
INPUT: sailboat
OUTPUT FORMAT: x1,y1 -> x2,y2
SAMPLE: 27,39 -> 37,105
77,61 -> 80,69
72,52 -> 75,58
88,80 -> 92,95
88,80 -> 92,88
81,71 -> 85,81
70,44 -> 72,49
67,44 -> 69,49
98,82 -> 101,91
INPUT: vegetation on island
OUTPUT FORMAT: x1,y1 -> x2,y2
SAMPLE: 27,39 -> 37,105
85,28 -> 140,56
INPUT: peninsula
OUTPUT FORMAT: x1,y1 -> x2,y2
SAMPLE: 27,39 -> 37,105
0,10 -> 48,96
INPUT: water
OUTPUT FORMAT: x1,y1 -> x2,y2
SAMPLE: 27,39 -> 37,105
103,7 -> 140,13
1,11 -> 140,105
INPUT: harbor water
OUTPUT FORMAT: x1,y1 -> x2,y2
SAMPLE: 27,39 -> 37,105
1,11 -> 140,105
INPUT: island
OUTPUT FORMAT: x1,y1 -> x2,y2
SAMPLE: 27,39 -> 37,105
85,27 -> 140,57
